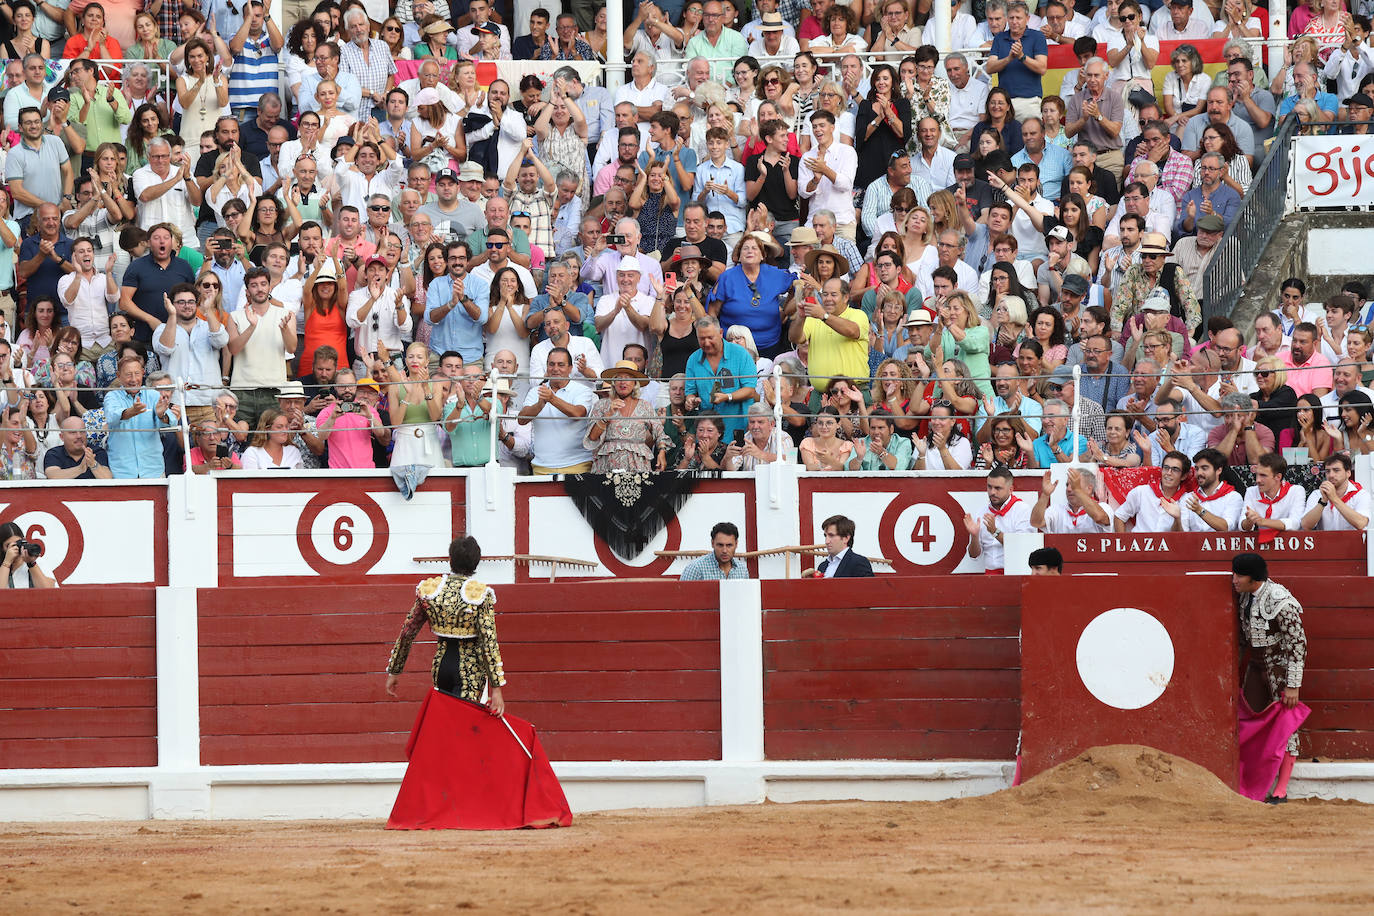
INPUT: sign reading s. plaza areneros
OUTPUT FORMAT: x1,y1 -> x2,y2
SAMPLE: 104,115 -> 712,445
1071,534 -> 1319,554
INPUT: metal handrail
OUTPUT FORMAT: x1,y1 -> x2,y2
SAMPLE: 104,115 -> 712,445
1199,111 -> 1299,324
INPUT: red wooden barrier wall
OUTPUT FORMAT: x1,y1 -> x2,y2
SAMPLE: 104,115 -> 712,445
0,587 -> 158,768
761,577 -> 1022,760
1044,531 -> 1366,577
197,580 -> 721,766
1287,578 -> 1374,760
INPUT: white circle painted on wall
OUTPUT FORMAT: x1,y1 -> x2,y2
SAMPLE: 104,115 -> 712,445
1075,607 -> 1175,710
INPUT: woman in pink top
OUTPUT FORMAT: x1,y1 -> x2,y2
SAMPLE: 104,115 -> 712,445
1018,306 -> 1069,370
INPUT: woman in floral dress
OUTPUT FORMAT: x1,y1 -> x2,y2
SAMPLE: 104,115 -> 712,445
585,361 -> 670,472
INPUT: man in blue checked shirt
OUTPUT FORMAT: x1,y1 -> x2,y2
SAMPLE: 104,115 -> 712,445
679,522 -> 750,580
693,126 -> 746,248
426,240 -> 489,365
1077,333 -> 1131,411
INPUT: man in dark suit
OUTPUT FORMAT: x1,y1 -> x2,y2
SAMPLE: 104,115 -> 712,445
806,514 -> 874,578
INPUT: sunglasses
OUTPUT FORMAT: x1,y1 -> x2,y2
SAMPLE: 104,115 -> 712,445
1121,13 -> 1137,20
369,205 -> 391,212
764,77 -> 781,85
200,281 -> 220,289
487,241 -> 506,249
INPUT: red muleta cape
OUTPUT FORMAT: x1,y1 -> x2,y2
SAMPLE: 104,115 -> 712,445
387,689 -> 573,830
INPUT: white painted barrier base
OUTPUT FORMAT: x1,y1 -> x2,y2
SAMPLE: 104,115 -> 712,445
0,761 -> 1366,821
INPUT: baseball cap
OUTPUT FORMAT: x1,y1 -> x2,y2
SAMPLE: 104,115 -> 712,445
47,86 -> 70,104
1061,274 -> 1089,296
617,255 -> 642,273
363,255 -> 388,271
953,153 -> 976,171
1140,288 -> 1172,312
1346,92 -> 1374,108
1048,365 -> 1074,386
1046,224 -> 1074,244
457,161 -> 484,182
983,152 -> 1014,174
435,167 -> 459,183
1196,213 -> 1225,233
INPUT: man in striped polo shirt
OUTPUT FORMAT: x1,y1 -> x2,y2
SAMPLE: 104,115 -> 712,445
227,1 -> 282,116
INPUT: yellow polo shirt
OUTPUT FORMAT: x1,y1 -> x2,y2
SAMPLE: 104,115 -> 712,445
803,306 -> 870,391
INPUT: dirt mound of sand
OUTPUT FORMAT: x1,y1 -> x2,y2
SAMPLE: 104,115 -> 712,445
952,745 -> 1260,814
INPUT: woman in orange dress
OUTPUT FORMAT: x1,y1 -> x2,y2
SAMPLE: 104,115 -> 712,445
62,3 -> 124,79
300,255 -> 348,379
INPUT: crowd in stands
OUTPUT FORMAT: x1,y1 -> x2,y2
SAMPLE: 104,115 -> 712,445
0,0 -> 1370,511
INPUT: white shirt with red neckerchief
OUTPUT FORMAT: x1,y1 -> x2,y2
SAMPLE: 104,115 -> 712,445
1243,483 -> 1308,538
1114,480 -> 1190,533
1304,481 -> 1371,531
1178,481 -> 1244,532
1040,501 -> 1110,534
972,494 -> 1035,570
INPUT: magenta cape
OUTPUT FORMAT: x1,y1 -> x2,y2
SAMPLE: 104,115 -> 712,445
1237,693 -> 1310,801
386,689 -> 573,830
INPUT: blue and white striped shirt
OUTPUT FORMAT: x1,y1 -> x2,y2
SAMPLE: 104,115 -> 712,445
229,35 -> 279,111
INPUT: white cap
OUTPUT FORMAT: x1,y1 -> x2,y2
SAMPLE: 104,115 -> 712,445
616,255 -> 642,273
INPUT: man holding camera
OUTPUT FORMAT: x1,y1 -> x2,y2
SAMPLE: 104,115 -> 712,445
310,368 -> 390,469
188,420 -> 241,473
0,523 -> 55,588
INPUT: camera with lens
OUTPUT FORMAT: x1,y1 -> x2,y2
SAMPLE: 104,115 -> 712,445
15,539 -> 42,559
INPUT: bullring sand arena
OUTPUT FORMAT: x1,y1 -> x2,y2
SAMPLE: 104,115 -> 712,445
4,746 -> 1373,914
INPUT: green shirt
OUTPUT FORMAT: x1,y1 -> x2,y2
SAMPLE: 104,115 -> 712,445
860,435 -> 914,471
466,225 -> 532,258
178,245 -> 204,273
67,87 -> 132,152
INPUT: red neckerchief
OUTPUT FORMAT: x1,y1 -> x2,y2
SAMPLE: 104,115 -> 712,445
989,495 -> 1021,517
1257,482 -> 1292,516
1255,482 -> 1293,544
1343,482 -> 1365,503
1196,482 -> 1236,502
1066,506 -> 1089,528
